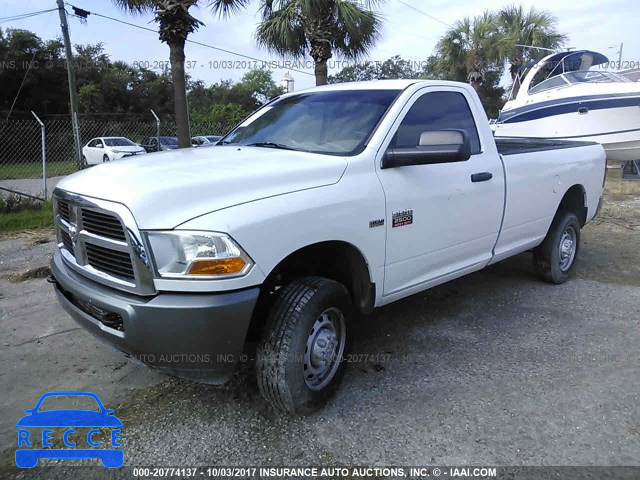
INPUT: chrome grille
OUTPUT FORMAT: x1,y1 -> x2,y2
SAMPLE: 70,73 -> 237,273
85,243 -> 135,280
58,200 -> 71,222
53,190 -> 156,296
81,209 -> 126,241
60,230 -> 73,252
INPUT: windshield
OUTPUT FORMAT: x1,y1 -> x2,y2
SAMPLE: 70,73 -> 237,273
104,138 -> 135,147
160,137 -> 178,145
563,71 -> 631,84
222,89 -> 401,155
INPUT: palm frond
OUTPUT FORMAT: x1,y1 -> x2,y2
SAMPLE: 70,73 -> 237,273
111,0 -> 155,14
333,0 -> 383,59
208,0 -> 251,18
256,1 -> 307,58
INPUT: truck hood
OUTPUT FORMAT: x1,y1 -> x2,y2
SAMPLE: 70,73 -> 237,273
56,146 -> 347,229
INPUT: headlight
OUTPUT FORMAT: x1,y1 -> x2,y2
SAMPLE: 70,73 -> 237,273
146,231 -> 253,279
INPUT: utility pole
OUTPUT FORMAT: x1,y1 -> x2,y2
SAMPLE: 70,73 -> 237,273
56,0 -> 83,168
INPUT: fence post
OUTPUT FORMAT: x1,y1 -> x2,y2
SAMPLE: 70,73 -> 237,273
31,111 -> 47,199
73,111 -> 83,169
151,109 -> 160,151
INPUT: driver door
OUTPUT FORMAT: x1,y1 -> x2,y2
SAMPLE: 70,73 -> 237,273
377,86 -> 505,298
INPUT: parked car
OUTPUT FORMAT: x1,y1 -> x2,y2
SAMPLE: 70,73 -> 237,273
50,80 -> 606,415
81,137 -> 147,166
142,136 -> 179,153
191,135 -> 222,147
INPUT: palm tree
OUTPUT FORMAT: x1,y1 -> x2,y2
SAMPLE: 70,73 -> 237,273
498,6 -> 566,87
112,0 -> 249,147
435,12 -> 507,91
256,0 -> 384,86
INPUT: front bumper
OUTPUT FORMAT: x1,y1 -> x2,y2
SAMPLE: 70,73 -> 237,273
50,250 -> 259,384
113,151 -> 146,160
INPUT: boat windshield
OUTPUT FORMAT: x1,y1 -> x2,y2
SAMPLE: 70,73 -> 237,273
529,70 -> 631,95
563,71 -> 631,84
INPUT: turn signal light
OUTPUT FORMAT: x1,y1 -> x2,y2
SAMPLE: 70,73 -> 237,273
187,257 -> 247,276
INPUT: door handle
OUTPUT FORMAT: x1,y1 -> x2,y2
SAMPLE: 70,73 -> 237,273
578,107 -> 588,114
471,172 -> 493,182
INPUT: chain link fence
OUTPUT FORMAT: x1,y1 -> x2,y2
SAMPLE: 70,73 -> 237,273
0,114 -> 236,199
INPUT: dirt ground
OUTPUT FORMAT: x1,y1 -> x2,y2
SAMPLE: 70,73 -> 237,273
0,171 -> 639,475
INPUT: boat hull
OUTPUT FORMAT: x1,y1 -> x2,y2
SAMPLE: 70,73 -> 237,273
495,95 -> 640,161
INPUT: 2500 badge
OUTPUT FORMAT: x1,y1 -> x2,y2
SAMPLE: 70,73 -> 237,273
392,209 -> 413,228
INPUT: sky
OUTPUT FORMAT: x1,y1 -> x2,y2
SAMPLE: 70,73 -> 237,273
1,0 -> 639,91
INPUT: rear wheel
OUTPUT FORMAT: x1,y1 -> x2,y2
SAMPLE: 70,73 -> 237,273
533,210 -> 581,284
256,276 -> 353,415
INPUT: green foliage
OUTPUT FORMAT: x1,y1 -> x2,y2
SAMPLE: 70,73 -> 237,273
498,5 -> 567,80
256,0 -> 385,85
329,55 -> 424,83
188,68 -> 284,126
433,7 -> 565,96
0,28 -> 176,118
0,195 -> 53,234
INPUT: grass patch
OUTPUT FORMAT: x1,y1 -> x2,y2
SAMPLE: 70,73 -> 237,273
605,168 -> 640,199
0,160 -> 77,180
0,194 -> 53,234
5,265 -> 51,282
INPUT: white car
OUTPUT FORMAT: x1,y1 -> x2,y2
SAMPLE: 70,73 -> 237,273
82,137 -> 147,166
191,135 -> 222,147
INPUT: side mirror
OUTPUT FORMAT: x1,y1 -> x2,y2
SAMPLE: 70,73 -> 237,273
382,130 -> 471,169
96,143 -> 103,149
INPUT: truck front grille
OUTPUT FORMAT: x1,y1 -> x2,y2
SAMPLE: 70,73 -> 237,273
81,209 -> 127,241
57,200 -> 71,222
53,191 -> 156,295
85,243 -> 135,280
60,230 -> 74,252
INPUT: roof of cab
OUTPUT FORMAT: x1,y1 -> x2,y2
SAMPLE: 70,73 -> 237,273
282,79 -> 470,97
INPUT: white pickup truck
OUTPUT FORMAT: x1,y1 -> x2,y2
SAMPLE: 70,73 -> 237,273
50,80 -> 606,414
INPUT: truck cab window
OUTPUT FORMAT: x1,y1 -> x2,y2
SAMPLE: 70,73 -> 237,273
391,91 -> 481,154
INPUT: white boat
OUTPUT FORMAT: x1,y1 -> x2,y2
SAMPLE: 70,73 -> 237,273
494,50 -> 640,162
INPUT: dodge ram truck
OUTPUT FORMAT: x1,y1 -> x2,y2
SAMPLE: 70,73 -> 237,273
49,80 -> 606,414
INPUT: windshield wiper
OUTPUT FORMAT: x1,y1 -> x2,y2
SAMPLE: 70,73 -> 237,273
244,142 -> 296,150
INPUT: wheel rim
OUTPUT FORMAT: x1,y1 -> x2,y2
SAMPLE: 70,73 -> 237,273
558,225 -> 577,272
303,307 -> 346,391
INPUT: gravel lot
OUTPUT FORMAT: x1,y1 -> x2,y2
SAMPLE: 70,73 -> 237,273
1,180 -> 639,477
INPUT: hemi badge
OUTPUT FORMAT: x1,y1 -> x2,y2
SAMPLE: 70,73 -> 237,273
369,219 -> 384,228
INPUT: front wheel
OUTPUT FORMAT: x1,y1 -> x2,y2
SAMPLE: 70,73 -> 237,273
533,210 -> 581,284
103,154 -> 110,163
256,276 -> 353,415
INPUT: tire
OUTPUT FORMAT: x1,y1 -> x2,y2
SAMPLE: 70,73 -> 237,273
256,276 -> 353,415
103,154 -> 110,163
80,155 -> 88,169
533,210 -> 581,284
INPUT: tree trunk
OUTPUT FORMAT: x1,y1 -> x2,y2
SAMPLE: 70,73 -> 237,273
168,39 -> 191,148
315,59 -> 328,86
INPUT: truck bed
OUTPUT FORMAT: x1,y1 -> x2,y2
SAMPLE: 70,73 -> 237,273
495,137 -> 597,156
